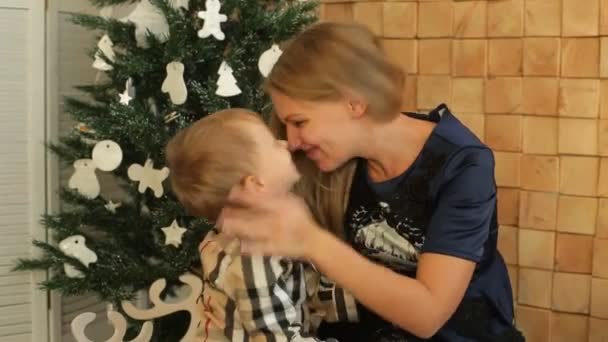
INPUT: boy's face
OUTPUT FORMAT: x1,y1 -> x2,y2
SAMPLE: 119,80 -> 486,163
242,121 -> 300,194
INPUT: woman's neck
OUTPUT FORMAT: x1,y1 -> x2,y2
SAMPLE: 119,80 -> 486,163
363,114 -> 435,182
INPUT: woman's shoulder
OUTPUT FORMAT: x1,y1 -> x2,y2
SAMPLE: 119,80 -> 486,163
424,104 -> 488,152
419,106 -> 494,176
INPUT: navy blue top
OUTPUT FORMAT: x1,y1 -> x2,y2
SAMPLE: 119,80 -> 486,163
319,104 -> 514,341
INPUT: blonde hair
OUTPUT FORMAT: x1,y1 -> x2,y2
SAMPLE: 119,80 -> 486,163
165,108 -> 263,221
269,115 -> 355,238
265,21 -> 405,122
266,22 -> 404,237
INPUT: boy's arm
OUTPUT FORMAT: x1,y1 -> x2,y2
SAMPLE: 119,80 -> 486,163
225,254 -> 325,342
308,274 -> 359,324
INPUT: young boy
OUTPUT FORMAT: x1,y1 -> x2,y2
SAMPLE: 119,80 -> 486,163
165,109 -> 358,341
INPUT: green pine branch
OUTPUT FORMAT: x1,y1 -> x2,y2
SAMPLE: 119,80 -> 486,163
17,0 -> 319,339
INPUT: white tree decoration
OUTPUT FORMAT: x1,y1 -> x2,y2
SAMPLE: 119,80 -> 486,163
127,159 -> 170,198
71,274 -> 203,342
197,0 -> 227,40
258,44 -> 283,77
59,235 -> 98,278
161,61 -> 188,105
92,140 -> 123,172
68,159 -> 100,199
122,0 -> 170,48
119,78 -> 135,105
215,61 -> 241,97
92,34 -> 115,71
161,219 -> 188,247
71,305 -> 153,342
68,140 -> 124,199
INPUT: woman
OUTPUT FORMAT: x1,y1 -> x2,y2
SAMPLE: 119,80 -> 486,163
219,22 -> 524,342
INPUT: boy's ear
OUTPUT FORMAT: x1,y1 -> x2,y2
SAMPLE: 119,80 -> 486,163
240,175 -> 265,191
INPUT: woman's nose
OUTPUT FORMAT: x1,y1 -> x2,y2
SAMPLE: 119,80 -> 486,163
286,126 -> 301,151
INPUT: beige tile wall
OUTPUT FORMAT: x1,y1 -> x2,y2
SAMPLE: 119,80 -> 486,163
319,0 -> 608,340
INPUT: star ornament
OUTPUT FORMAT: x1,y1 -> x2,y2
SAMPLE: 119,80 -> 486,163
119,91 -> 132,105
104,200 -> 122,214
161,220 -> 187,247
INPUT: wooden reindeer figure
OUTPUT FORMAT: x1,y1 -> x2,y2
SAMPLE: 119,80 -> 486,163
71,273 -> 203,342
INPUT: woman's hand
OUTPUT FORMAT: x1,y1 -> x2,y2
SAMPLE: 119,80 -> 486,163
217,185 -> 322,259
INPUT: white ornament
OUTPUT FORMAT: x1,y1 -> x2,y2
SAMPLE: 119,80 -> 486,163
197,0 -> 227,41
92,140 -> 123,172
161,61 -> 188,105
258,44 -> 282,77
92,34 -> 115,71
119,91 -> 132,105
127,159 -> 170,198
59,235 -> 98,279
161,220 -> 187,247
147,97 -> 159,115
119,78 -> 134,105
72,275 -> 202,341
123,0 -> 170,48
126,77 -> 136,97
169,0 -> 189,10
71,305 -> 153,342
216,61 -> 241,97
122,274 -> 203,341
68,159 -> 100,199
104,200 -> 122,214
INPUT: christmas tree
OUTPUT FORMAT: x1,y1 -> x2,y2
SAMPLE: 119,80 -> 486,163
14,0 -> 317,340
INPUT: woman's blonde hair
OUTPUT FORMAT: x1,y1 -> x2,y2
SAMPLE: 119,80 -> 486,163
165,108 -> 263,221
266,22 -> 405,237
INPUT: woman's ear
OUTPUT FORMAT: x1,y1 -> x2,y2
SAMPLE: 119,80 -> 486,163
344,93 -> 368,119
349,100 -> 367,118
240,175 -> 265,192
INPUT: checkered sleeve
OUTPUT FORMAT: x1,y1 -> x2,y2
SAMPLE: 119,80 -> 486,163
310,275 -> 359,324
225,255 -> 324,342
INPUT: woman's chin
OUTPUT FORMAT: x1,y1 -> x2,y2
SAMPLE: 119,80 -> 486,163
315,159 -> 337,173
315,157 -> 354,173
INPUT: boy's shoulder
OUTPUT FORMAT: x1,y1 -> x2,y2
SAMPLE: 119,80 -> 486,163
199,230 -> 313,292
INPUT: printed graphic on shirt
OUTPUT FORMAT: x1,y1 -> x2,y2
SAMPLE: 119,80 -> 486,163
349,202 -> 425,274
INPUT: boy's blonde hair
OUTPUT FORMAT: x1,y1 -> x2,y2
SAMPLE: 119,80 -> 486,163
266,22 -> 405,237
165,108 -> 262,221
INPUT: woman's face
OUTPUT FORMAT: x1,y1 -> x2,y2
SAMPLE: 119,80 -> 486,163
270,90 -> 362,172
241,120 -> 301,194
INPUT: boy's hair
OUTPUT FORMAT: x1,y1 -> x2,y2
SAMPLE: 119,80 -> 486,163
165,108 -> 262,221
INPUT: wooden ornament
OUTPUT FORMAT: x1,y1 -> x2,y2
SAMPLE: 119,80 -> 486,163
127,159 -> 170,198
122,274 -> 203,341
71,305 -> 153,342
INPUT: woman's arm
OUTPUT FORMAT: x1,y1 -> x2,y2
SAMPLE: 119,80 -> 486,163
308,227 -> 474,338
220,193 -> 475,338
221,150 -> 493,338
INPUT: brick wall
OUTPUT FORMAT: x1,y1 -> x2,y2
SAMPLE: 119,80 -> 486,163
318,1 -> 608,340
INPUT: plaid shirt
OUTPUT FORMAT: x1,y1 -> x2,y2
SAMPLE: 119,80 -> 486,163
198,230 -> 358,342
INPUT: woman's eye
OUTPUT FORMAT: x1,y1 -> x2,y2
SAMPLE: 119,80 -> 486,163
293,121 -> 306,128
